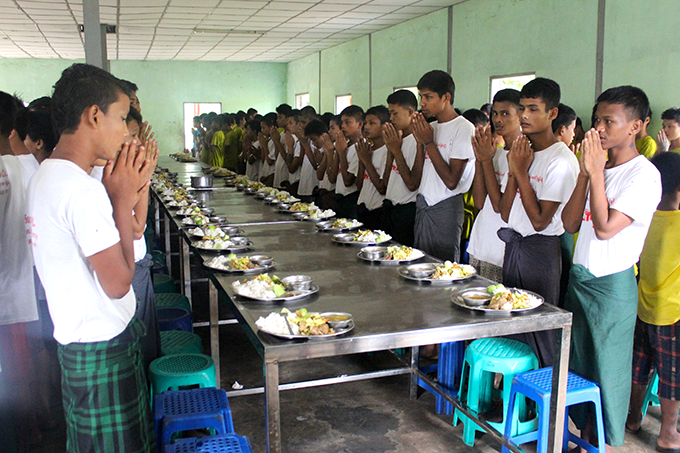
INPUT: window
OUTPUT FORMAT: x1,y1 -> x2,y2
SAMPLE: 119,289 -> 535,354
183,102 -> 221,151
394,86 -> 419,100
295,93 -> 310,109
335,94 -> 352,114
489,73 -> 535,103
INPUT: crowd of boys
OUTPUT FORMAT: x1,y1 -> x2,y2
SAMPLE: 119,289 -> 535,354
1,63 -> 679,452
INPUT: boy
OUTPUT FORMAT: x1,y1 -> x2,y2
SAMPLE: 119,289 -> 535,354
283,109 -> 304,196
562,86 -> 661,448
626,151 -> 680,452
635,107 -> 657,159
497,78 -> 579,366
331,105 -> 364,219
552,103 -> 577,147
209,114 -> 229,168
258,113 -> 277,186
382,90 -> 424,246
468,89 -> 522,282
315,115 -> 340,211
296,112 -> 320,203
243,119 -> 261,182
411,70 -> 475,262
356,105 -> 390,230
26,63 -> 154,452
271,106 -> 293,189
657,108 -> 680,153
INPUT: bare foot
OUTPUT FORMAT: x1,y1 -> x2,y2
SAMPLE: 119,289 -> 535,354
657,430 -> 680,450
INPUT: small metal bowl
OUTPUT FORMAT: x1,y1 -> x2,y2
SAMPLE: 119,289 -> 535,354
244,187 -> 256,194
461,288 -> 492,306
406,263 -> 437,278
278,203 -> 291,211
321,312 -> 353,329
229,236 -> 250,246
191,175 -> 213,188
236,183 -> 246,191
263,196 -> 275,203
361,246 -> 387,260
281,275 -> 313,291
200,207 -> 215,216
255,192 -> 266,199
292,212 -> 306,220
223,226 -> 241,235
249,255 -> 273,266
210,216 -> 227,224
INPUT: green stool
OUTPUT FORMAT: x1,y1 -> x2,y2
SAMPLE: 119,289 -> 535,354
160,331 -> 203,356
149,353 -> 217,397
156,293 -> 192,313
453,338 -> 539,446
153,273 -> 176,294
151,249 -> 165,265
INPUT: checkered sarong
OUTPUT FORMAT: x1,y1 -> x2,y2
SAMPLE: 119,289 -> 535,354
58,317 -> 155,453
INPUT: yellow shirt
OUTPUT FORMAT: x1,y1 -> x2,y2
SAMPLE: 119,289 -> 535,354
211,130 -> 226,167
638,210 -> 680,325
635,136 -> 657,159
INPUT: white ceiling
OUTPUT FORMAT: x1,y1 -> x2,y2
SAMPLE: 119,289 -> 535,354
0,0 -> 464,62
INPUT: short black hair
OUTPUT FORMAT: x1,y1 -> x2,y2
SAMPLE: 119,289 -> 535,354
480,103 -> 492,117
596,85 -> 649,122
300,105 -> 318,120
25,105 -> 58,153
126,107 -> 142,126
276,103 -> 292,116
330,114 -> 341,127
235,111 -> 247,124
552,103 -> 577,133
119,79 -> 138,94
387,89 -> 418,110
462,109 -> 489,127
417,70 -> 455,105
304,119 -> 328,137
0,91 -> 24,137
661,108 -> 680,125
261,112 -> 277,128
520,77 -> 561,111
320,112 -> 333,128
651,151 -> 680,195
247,108 -> 258,116
245,119 -> 261,134
365,105 -> 390,125
286,109 -> 301,122
493,88 -> 521,108
52,63 -> 127,135
340,105 -> 364,123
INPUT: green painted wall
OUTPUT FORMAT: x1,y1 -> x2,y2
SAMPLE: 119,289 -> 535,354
287,53 -> 320,111
319,36 -> 370,114
0,59 -> 287,154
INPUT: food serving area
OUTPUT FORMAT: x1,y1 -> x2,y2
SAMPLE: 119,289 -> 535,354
152,156 -> 573,453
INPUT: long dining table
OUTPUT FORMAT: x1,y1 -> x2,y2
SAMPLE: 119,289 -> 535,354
152,156 -> 573,453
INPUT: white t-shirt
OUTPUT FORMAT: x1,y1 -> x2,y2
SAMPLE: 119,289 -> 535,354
246,142 -> 261,182
419,116 -> 476,206
27,159 -> 136,344
298,140 -> 319,196
357,145 -> 387,211
17,153 -> 39,188
573,155 -> 661,278
287,136 -> 302,185
385,133 -> 418,205
335,143 -> 359,196
260,139 -> 276,179
0,156 -> 38,326
467,146 -> 509,266
273,144 -> 288,188
506,141 -> 579,237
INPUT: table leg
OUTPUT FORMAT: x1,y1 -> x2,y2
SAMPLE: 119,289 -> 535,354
409,346 -> 420,400
265,359 -> 281,453
164,212 -> 172,275
209,282 -> 220,387
181,239 -> 192,305
548,325 -> 571,453
153,197 -> 160,238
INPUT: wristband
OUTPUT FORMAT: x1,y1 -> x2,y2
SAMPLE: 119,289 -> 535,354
424,141 -> 434,147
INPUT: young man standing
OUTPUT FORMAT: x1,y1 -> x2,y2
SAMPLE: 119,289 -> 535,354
497,78 -> 579,366
562,86 -> 661,449
331,105 -> 364,219
382,90 -> 424,246
411,70 -> 475,262
356,105 -> 390,230
26,64 -> 154,453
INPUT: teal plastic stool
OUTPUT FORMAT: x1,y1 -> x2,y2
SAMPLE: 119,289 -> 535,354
156,293 -> 192,313
453,338 -> 539,446
161,331 -> 203,356
641,369 -> 660,422
154,273 -> 176,294
149,353 -> 217,397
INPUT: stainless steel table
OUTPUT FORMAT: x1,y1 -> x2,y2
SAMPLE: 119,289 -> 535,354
152,157 -> 572,453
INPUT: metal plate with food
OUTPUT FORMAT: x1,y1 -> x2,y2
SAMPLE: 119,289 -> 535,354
315,218 -> 364,232
203,254 -> 275,273
357,245 -> 425,264
332,230 -> 392,246
231,274 -> 319,302
255,308 -> 354,340
451,285 -> 544,314
398,261 -> 477,284
192,237 -> 252,252
187,225 -> 243,238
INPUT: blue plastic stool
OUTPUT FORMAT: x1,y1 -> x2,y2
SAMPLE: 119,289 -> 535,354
158,307 -> 193,333
418,341 -> 466,415
502,368 -> 606,453
154,388 -> 235,451
453,338 -> 539,446
164,434 -> 253,453
161,331 -> 203,356
149,353 -> 217,396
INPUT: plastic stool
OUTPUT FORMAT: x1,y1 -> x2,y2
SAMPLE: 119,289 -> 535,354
164,434 -> 252,453
156,293 -> 192,313
158,307 -> 193,333
418,341 -> 466,415
161,331 -> 203,356
154,273 -> 176,293
641,369 -> 660,423
453,338 -> 539,446
154,388 -> 235,450
149,353 -> 217,396
502,368 -> 605,453
152,249 -> 166,265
